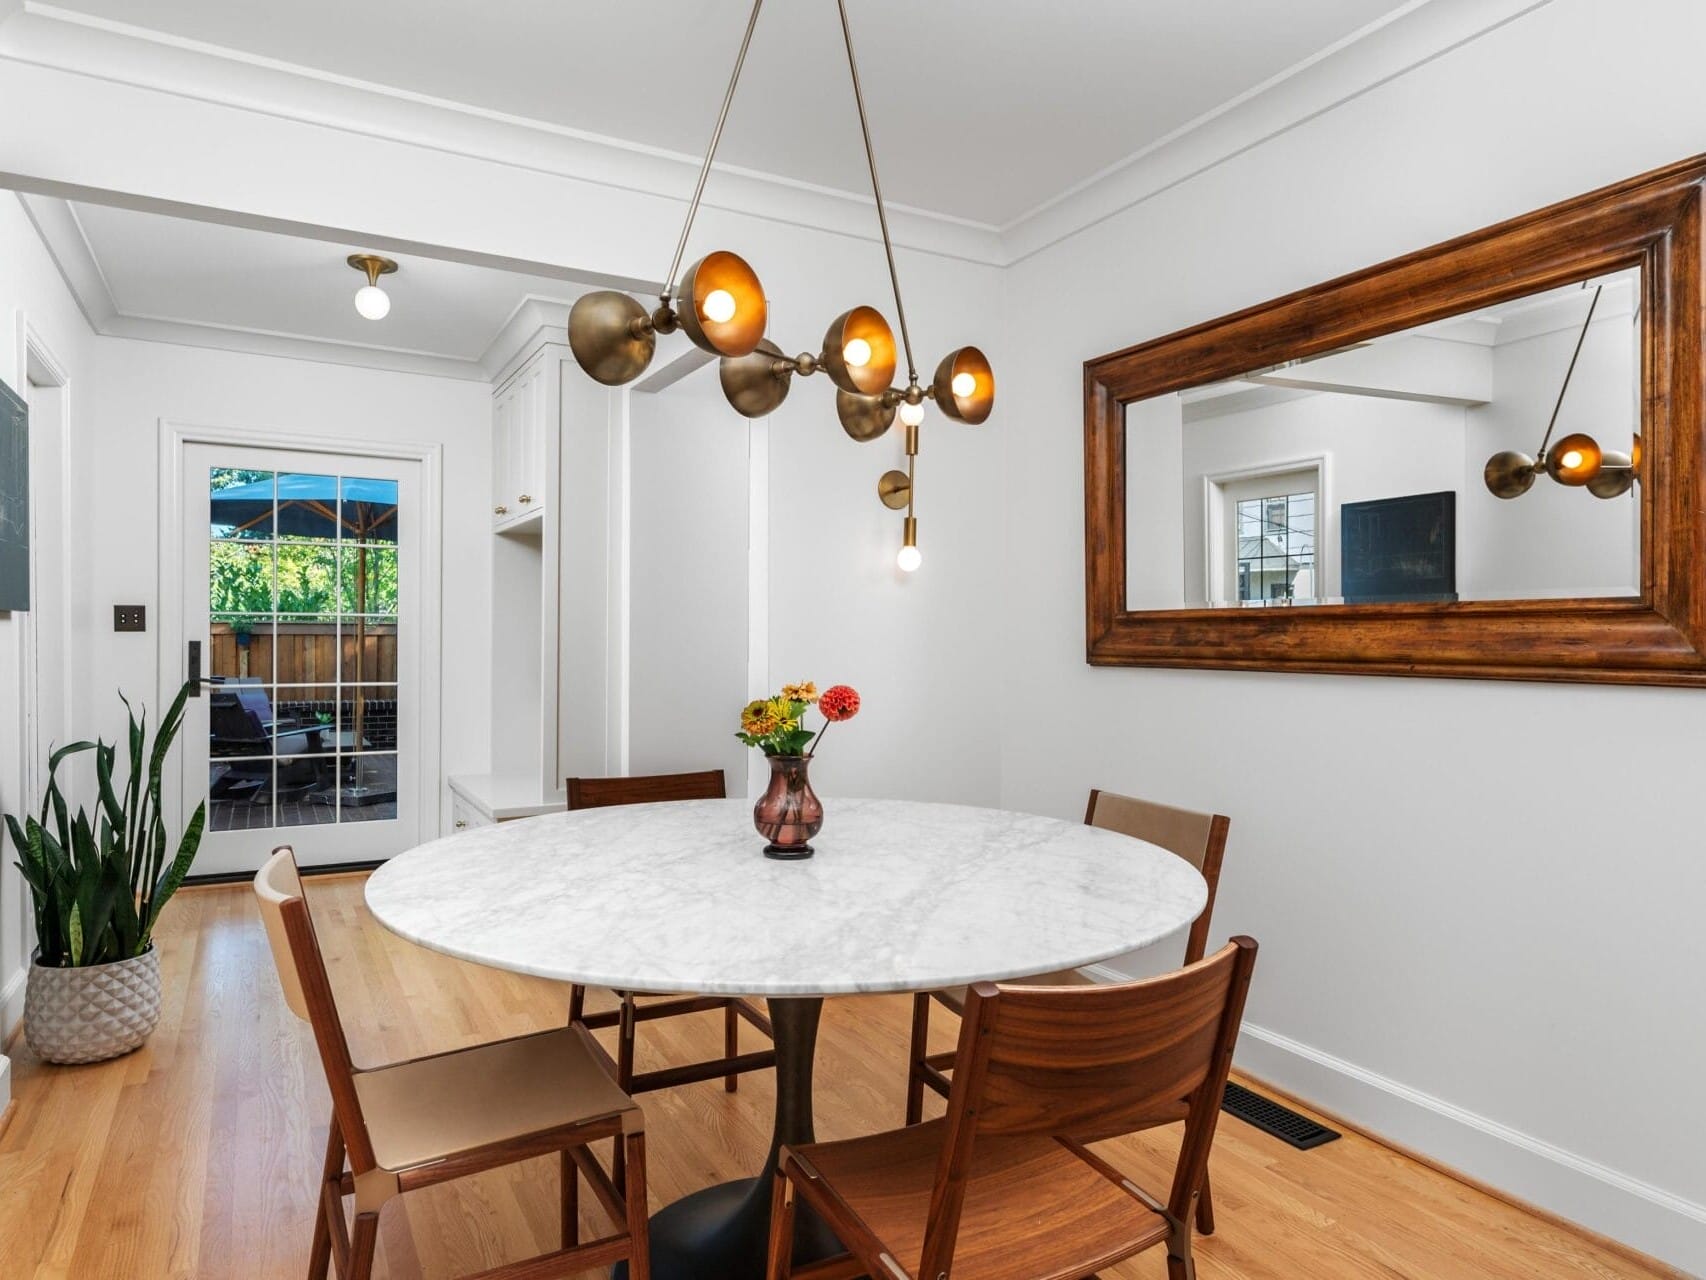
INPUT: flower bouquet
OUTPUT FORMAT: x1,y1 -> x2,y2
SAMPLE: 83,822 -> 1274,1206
736,682 -> 860,859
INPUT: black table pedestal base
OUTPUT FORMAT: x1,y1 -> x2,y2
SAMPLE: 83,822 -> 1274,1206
612,1174 -> 842,1280
612,996 -> 846,1280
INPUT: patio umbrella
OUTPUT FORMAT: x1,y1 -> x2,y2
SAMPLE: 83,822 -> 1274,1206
209,474 -> 397,752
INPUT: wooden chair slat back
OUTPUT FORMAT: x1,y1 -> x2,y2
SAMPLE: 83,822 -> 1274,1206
252,846 -> 376,1171
959,940 -> 1250,1143
1085,788 -> 1230,965
567,769 -> 727,810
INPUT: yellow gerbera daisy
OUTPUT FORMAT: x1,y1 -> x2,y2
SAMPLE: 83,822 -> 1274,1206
741,699 -> 784,736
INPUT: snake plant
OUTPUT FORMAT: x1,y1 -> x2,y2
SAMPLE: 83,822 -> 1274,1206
5,679 -> 206,967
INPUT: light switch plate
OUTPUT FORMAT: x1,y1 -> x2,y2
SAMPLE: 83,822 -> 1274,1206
114,604 -> 147,632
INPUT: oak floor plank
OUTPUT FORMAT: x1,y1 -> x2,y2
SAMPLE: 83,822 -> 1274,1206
0,878 -> 1681,1280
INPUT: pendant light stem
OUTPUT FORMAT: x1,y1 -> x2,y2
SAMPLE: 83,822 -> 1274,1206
836,0 -> 917,385
662,0 -> 766,303
1536,284 -> 1603,459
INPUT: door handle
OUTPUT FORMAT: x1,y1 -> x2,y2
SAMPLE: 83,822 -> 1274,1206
187,640 -> 201,696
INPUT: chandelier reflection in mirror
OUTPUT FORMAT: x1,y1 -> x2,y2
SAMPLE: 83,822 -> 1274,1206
1483,282 -> 1638,501
567,0 -> 993,572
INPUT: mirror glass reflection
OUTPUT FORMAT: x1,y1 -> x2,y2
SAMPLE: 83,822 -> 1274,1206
1124,267 -> 1641,610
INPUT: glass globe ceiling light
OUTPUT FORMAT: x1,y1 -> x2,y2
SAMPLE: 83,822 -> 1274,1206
347,254 -> 397,320
1483,282 -> 1636,502
570,0 -> 995,572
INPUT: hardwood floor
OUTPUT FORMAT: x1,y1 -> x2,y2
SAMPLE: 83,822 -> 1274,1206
0,877 -> 1678,1279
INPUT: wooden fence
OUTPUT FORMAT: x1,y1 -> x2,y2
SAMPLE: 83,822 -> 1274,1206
210,621 -> 397,686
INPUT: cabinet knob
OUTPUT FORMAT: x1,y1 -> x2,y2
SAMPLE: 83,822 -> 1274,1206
494,505 -> 508,515
455,819 -> 468,829
519,494 -> 533,504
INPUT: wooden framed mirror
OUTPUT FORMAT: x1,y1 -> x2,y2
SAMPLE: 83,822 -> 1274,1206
1084,155 -> 1706,685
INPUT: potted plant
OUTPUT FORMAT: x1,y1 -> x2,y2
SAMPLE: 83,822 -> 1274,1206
736,681 -> 860,860
4,680 -> 206,1064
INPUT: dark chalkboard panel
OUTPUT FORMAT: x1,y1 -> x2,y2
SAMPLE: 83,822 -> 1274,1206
1340,490 -> 1455,604
0,377 -> 27,612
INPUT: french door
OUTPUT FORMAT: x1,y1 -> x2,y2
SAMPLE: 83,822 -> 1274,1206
177,441 -> 425,875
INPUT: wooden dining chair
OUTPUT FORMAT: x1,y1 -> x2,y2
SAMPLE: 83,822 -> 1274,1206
768,937 -> 1258,1280
905,788 -> 1231,1231
254,847 -> 651,1280
565,769 -> 777,1110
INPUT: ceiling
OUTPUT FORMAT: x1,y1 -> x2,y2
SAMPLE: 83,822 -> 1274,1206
70,201 -> 580,361
37,0 -> 1415,228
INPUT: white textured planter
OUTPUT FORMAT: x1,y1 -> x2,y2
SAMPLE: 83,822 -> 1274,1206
24,947 -> 162,1065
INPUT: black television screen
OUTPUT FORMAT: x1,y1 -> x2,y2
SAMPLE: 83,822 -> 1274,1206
1339,490 -> 1456,603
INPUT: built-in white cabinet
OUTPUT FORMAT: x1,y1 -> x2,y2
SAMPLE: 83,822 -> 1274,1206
448,323 -> 619,828
491,351 -> 550,530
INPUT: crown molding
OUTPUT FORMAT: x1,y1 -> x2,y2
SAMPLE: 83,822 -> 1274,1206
3,0 -> 1556,277
0,3 -> 1006,267
999,0 -> 1556,263
1,1 -> 1552,272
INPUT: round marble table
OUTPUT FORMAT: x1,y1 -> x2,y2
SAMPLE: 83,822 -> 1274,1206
365,797 -> 1207,1280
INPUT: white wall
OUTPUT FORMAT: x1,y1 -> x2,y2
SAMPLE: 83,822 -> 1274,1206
1176,392 -> 1466,602
0,193 -> 91,1100
73,339 -> 492,834
626,371 -> 752,788
999,0 -> 1706,1269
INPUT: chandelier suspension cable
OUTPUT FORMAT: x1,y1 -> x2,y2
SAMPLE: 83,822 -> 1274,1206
1534,283 -> 1602,460
661,0 -> 767,303
835,0 -> 917,386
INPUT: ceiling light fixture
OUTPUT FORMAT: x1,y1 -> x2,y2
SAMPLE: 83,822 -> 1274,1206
347,254 -> 397,321
568,0 -> 994,570
1483,283 -> 1636,500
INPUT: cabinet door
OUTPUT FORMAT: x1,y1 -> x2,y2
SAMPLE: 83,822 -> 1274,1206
492,384 -> 515,526
515,362 -> 546,518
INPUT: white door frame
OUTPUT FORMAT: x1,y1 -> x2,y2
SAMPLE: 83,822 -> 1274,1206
157,420 -> 444,862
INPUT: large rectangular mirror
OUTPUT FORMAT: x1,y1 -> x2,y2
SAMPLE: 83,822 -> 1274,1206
1085,157 -> 1706,685
1124,267 -> 1642,611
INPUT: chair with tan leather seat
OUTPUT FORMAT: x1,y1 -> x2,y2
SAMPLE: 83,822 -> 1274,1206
768,937 -> 1258,1280
565,770 -> 776,1102
254,847 -> 651,1280
905,788 -> 1231,1231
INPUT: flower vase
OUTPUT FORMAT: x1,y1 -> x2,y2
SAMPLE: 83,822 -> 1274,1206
754,754 -> 823,859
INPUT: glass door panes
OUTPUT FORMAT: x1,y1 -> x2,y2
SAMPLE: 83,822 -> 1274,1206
207,468 -> 401,833
1236,490 -> 1316,602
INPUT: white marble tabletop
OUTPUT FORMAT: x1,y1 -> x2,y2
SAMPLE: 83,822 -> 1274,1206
364,798 -> 1207,997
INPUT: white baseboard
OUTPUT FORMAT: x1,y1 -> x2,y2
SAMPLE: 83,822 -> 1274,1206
1235,1022 -> 1705,1277
0,966 -> 24,1046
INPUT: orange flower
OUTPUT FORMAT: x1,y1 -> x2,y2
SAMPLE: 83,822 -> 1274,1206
819,685 -> 861,722
781,681 -> 819,704
740,699 -> 785,737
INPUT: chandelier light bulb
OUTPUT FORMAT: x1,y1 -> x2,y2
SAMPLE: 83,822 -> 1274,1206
842,337 -> 873,368
951,371 -> 977,398
1560,448 -> 1583,469
898,400 -> 925,427
701,288 -> 738,324
354,284 -> 391,321
897,543 -> 922,572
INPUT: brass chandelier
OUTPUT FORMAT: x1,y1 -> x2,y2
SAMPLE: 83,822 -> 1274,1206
1483,283 -> 1638,501
567,0 -> 994,572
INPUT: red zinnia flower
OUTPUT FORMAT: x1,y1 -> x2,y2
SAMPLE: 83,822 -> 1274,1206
819,685 -> 861,721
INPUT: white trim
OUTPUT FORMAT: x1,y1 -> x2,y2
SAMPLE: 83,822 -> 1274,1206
0,0 -> 1551,268
1001,0 -> 1556,263
1,963 -> 23,1043
156,420 -> 446,856
1236,1023 -> 1706,1276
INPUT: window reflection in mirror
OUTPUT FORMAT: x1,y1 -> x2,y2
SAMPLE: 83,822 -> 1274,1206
1124,266 -> 1641,610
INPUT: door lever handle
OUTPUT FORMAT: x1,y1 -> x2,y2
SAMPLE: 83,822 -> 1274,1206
187,640 -> 201,696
